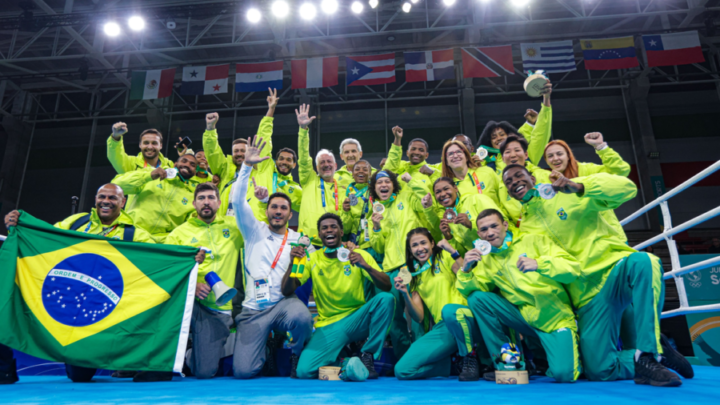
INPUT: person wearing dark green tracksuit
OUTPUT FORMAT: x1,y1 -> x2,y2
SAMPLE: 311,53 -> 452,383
453,209 -> 582,383
503,166 -> 694,387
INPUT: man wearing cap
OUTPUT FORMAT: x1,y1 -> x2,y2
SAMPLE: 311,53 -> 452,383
166,182 -> 242,379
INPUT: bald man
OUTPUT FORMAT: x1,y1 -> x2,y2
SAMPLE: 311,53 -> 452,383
3,183 -> 159,383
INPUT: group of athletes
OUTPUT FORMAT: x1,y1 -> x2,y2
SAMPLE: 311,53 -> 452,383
1,81 -> 694,387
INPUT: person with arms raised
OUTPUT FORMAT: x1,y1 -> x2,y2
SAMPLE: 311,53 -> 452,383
383,126 -> 439,185
231,136 -> 313,379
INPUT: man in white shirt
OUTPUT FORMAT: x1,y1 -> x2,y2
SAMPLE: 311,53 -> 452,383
231,136 -> 313,379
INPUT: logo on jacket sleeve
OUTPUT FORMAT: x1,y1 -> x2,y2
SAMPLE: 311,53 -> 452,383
480,182 -> 486,190
343,265 -> 352,276
181,197 -> 188,205
397,202 -> 404,210
556,208 -> 568,221
288,187 -> 294,194
223,229 -> 230,238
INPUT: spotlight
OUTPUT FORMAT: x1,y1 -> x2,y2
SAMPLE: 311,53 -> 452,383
443,0 -> 456,5
128,16 -> 145,31
299,3 -> 317,20
402,2 -> 412,12
369,0 -> 379,8
321,0 -> 339,14
410,0 -> 419,3
103,21 -> 121,37
351,1 -> 364,14
271,1 -> 290,18
247,8 -> 262,23
510,0 -> 530,6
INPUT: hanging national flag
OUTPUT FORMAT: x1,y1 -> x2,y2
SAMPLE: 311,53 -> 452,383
346,53 -> 396,86
642,31 -> 705,67
0,212 -> 198,373
461,45 -> 515,78
291,57 -> 339,89
581,37 -> 639,70
180,64 -> 229,95
521,40 -> 576,73
129,68 -> 176,100
403,49 -> 455,82
235,61 -> 284,92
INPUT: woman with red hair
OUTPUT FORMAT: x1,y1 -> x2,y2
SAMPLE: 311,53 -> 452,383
544,132 -> 631,240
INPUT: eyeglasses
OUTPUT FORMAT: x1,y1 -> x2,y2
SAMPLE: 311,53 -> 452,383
447,150 -> 464,158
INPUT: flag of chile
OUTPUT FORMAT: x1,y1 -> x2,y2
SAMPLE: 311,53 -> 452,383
291,57 -> 339,89
643,31 -> 705,67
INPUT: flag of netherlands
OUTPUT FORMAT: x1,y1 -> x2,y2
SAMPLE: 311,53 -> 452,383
461,46 -> 515,78
642,31 -> 705,67
180,64 -> 229,95
129,68 -> 176,100
291,57 -> 339,89
521,40 -> 577,73
403,49 -> 455,82
235,61 -> 284,93
346,53 -> 396,86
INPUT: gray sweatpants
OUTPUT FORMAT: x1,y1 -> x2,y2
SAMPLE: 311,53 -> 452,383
189,303 -> 234,379
233,296 -> 313,379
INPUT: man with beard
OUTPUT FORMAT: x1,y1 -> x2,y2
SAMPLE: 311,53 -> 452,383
283,213 -> 393,379
383,126 -> 439,185
204,89 -> 300,220
336,138 -> 374,189
107,124 -> 174,174
111,154 -> 198,243
231,136 -> 313,379
166,182 -> 242,379
3,183 -> 163,383
503,165 -> 693,387
297,103 -> 343,245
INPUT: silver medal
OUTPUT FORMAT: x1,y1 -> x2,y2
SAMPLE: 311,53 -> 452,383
337,247 -> 350,262
476,147 -> 488,160
349,194 -> 358,206
165,168 -> 178,179
473,240 -> 492,256
537,183 -> 557,200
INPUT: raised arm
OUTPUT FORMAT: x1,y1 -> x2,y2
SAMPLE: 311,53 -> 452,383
257,88 -> 278,163
296,104 -> 317,187
202,112 -> 229,177
111,168 -> 160,195
383,126 -> 404,174
455,250 -> 495,298
582,132 -> 631,176
570,172 -> 638,211
232,136 -> 270,238
106,122 -> 137,174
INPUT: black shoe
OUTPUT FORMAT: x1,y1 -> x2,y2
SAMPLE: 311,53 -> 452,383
483,370 -> 495,382
111,370 -> 138,378
458,354 -> 480,382
360,352 -> 379,379
132,371 -> 173,383
0,359 -> 18,385
261,335 -> 280,377
634,353 -> 682,387
289,353 -> 299,379
659,334 -> 694,379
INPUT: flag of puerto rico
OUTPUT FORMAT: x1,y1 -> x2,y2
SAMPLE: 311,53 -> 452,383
403,49 -> 455,82
346,53 -> 396,86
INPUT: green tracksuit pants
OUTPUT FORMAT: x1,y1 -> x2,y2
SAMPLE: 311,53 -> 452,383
577,252 -> 665,381
468,291 -> 581,383
295,292 -> 395,379
394,321 -> 455,380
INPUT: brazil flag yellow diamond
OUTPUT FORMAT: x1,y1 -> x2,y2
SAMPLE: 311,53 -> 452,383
0,212 -> 198,372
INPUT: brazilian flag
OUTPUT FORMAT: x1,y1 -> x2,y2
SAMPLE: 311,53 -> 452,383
0,212 -> 198,373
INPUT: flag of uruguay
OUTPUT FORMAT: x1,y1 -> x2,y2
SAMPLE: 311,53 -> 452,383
521,40 -> 577,73
235,61 -> 284,93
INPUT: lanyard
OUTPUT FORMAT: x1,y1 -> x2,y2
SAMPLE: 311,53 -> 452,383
412,259 -> 433,277
468,172 -> 483,194
320,178 -> 339,211
348,183 -> 370,215
144,160 -> 161,169
272,172 -> 288,194
516,212 -> 522,229
270,230 -> 290,270
222,171 -> 240,193
84,222 -> 118,237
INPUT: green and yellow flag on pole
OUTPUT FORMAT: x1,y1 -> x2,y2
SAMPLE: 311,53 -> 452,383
0,212 -> 198,373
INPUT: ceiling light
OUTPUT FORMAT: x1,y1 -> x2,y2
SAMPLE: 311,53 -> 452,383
271,1 -> 290,18
351,1 -> 364,14
443,0 -> 456,6
510,0 -> 530,6
299,3 -> 317,20
103,22 -> 120,37
321,0 -> 339,14
247,8 -> 262,23
402,2 -> 412,12
369,0 -> 379,8
128,16 -> 145,31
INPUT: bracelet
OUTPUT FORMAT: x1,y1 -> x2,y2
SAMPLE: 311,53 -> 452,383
451,251 -> 460,260
595,143 -> 608,151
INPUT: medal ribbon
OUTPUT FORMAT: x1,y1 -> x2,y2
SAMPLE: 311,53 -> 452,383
270,230 -> 290,270
469,172 -> 484,194
379,193 -> 397,207
143,159 -> 161,169
411,258 -> 433,277
84,222 -> 118,237
272,172 -> 288,194
489,230 -> 514,254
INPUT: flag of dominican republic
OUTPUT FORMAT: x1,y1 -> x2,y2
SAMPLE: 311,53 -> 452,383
346,53 -> 396,86
129,68 -> 176,100
291,57 -> 339,89
403,49 -> 455,82
461,45 -> 515,78
235,61 -> 284,92
521,40 -> 577,73
642,31 -> 705,67
180,64 -> 229,95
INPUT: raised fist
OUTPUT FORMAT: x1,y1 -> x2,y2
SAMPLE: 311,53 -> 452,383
112,122 -> 128,139
206,113 -> 219,131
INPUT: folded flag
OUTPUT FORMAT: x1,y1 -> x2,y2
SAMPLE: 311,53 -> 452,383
643,31 -> 705,67
521,40 -> 576,73
181,64 -> 229,95
346,53 -> 396,86
130,68 -> 176,100
236,61 -> 284,92
0,212 -> 198,373
403,49 -> 455,82
291,57 -> 339,89
581,37 -> 639,70
461,45 -> 515,78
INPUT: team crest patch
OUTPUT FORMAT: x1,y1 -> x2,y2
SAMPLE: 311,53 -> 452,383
556,208 -> 568,221
343,265 -> 352,276
397,202 -> 404,210
434,262 -> 441,274
181,197 -> 188,205
465,211 -> 472,220
222,229 -> 230,238
288,187 -> 294,193
156,184 -> 163,189
480,182 -> 486,190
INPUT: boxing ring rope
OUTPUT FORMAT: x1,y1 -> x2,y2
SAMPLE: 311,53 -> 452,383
620,160 -> 720,319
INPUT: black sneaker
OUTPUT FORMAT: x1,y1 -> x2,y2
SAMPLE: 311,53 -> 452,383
111,370 -> 138,378
360,352 -> 379,379
659,334 -> 694,379
634,353 -> 682,387
289,353 -> 300,379
483,370 -> 495,382
458,355 -> 480,382
0,359 -> 18,385
132,371 -> 173,383
261,335 -> 280,377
